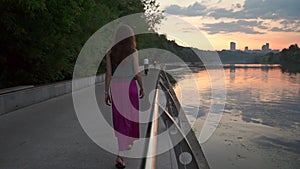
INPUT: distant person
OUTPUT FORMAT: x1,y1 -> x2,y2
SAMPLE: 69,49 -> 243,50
104,24 -> 145,169
153,60 -> 157,68
144,56 -> 149,75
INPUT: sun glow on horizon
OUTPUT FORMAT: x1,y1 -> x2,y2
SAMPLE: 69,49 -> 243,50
156,0 -> 300,51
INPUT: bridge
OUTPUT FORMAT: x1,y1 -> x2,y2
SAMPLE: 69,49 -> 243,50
0,69 -> 210,169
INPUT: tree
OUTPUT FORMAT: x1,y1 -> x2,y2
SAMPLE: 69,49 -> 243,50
0,0 -> 102,87
278,44 -> 300,73
0,0 -> 166,88
142,0 -> 164,31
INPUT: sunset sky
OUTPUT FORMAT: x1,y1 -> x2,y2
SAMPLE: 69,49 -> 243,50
155,0 -> 300,51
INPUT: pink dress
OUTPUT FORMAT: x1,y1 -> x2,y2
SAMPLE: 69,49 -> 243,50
110,54 -> 140,151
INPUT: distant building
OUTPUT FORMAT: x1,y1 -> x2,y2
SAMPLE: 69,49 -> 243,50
230,42 -> 236,51
262,43 -> 270,53
244,46 -> 249,52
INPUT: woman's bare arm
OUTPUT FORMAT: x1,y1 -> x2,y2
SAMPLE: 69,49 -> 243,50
105,50 -> 112,105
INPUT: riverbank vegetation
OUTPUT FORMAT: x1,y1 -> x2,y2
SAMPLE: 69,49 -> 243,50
1,0 -> 143,88
257,44 -> 300,73
279,44 -> 300,73
218,50 -> 263,64
0,0 -> 201,89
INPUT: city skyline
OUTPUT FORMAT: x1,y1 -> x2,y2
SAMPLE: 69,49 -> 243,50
228,41 -> 278,51
156,0 -> 300,51
228,41 -> 280,53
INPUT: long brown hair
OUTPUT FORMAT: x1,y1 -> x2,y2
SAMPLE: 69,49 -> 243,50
110,25 -> 136,65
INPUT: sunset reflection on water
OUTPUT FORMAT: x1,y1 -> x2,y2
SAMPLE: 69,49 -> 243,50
173,65 -> 300,169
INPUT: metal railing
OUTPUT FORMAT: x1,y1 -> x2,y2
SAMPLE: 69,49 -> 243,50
141,70 -> 210,169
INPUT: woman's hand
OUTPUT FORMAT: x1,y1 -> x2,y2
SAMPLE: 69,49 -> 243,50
105,93 -> 112,106
139,88 -> 145,99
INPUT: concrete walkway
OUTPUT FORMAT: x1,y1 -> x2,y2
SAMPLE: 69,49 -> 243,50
0,69 -> 177,169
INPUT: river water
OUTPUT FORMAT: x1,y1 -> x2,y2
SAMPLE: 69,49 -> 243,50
172,64 -> 300,169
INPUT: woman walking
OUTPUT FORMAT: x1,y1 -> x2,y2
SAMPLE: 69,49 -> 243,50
104,25 -> 144,168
